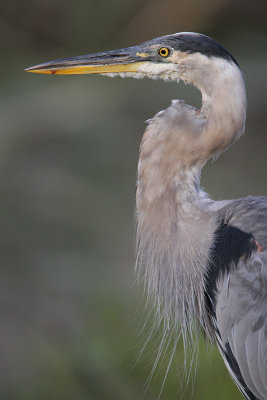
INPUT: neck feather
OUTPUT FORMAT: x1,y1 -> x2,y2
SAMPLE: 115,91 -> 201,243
198,59 -> 247,158
135,58 -> 246,342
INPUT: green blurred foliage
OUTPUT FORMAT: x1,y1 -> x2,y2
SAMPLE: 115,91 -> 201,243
0,1 -> 267,399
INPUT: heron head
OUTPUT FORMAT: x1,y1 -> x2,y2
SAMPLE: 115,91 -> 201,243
26,33 -> 238,87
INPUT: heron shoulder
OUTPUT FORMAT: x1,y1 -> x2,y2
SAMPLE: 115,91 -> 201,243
217,196 -> 267,250
206,196 -> 267,294
205,197 -> 267,399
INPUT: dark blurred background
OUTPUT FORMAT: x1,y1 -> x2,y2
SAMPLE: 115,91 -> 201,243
0,1 -> 267,399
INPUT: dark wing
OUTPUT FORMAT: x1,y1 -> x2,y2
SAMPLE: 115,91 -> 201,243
206,197 -> 267,400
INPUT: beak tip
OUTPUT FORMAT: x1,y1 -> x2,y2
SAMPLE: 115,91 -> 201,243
25,66 -> 37,73
24,65 -> 56,74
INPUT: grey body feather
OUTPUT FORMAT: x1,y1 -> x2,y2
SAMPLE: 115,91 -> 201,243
214,198 -> 267,400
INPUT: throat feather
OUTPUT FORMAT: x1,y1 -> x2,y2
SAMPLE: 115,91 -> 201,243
136,149 -> 216,338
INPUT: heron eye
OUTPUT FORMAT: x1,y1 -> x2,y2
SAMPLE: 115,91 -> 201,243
158,47 -> 170,57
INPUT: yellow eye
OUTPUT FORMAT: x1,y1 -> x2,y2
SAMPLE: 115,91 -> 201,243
158,47 -> 170,57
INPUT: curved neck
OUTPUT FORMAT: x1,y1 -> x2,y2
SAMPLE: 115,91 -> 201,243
135,58 -> 246,336
137,60 -> 247,218
197,59 -> 247,159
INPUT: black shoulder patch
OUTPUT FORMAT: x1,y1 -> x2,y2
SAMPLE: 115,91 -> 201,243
205,223 -> 257,315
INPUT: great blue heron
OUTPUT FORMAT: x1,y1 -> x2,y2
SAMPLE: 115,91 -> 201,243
26,33 -> 267,399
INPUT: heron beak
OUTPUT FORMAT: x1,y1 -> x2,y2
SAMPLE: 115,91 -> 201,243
25,47 -> 150,75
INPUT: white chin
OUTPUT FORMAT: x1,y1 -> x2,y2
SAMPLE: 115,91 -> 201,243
100,72 -> 147,79
101,62 -> 179,81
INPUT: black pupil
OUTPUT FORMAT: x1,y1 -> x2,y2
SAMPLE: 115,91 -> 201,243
161,48 -> 167,55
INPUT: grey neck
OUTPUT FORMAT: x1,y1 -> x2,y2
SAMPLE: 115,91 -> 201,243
135,58 -> 247,341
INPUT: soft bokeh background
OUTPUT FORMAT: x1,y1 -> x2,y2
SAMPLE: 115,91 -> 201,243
1,1 -> 267,399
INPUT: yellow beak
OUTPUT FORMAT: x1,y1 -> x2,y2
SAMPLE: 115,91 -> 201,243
25,47 -> 150,75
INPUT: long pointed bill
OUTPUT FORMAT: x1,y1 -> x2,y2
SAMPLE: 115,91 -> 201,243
25,47 -> 150,75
